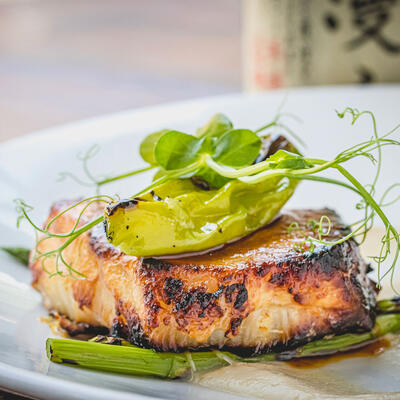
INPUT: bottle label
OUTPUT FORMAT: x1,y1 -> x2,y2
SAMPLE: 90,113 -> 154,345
243,0 -> 400,90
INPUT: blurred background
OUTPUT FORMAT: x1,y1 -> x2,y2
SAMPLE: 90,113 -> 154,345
2,0 -> 400,142
0,0 -> 241,141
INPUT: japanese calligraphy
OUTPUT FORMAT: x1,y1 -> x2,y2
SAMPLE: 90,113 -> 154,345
347,0 -> 400,53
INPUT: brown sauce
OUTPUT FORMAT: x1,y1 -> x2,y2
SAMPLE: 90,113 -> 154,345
287,338 -> 391,369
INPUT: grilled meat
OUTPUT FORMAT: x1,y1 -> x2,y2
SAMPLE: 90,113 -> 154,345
31,201 -> 377,354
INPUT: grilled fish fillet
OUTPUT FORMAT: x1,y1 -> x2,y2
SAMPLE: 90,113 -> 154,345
31,201 -> 377,354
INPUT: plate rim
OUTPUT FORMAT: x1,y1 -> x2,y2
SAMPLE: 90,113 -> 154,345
0,361 -> 161,400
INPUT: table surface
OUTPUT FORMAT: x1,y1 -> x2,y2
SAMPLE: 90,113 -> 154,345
0,0 -> 239,398
0,0 -> 241,143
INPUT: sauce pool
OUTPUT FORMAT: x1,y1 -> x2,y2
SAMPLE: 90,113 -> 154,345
287,338 -> 391,369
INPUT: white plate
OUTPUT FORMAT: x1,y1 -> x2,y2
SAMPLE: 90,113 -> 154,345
1,85 -> 400,399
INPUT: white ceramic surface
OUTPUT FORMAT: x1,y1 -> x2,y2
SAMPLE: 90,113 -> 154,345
1,85 -> 400,399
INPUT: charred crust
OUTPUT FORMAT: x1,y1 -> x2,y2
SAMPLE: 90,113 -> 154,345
112,303 -> 151,348
150,190 -> 163,201
173,286 -> 222,312
254,135 -> 292,164
269,272 -> 285,285
161,278 -> 228,329
225,284 -> 248,310
191,176 -> 211,190
108,337 -> 123,345
163,278 -> 183,303
262,238 -> 375,309
159,280 -> 249,337
110,318 -> 128,339
251,254 -> 277,276
142,258 -> 172,272
144,287 -> 161,329
304,242 -> 349,275
293,293 -> 304,304
61,358 -> 79,365
127,314 -> 151,348
228,317 -> 243,336
103,219 -> 114,242
393,296 -> 400,306
144,287 -> 154,304
57,314 -> 108,337
106,199 -> 138,217
222,275 -> 233,283
366,263 -> 373,274
174,292 -> 195,311
198,288 -> 224,309
266,135 -> 291,158
89,224 -> 121,258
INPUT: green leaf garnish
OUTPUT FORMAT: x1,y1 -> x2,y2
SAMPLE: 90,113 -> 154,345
0,247 -> 30,265
193,166 -> 231,189
213,129 -> 261,167
139,129 -> 169,165
195,113 -> 233,139
267,149 -> 311,170
154,130 -> 202,170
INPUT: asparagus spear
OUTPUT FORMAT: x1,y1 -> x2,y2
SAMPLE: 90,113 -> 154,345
377,297 -> 400,314
47,339 -> 237,378
46,312 -> 400,378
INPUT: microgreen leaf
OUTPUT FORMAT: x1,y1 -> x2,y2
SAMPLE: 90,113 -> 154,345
193,167 -> 231,189
139,129 -> 169,165
213,129 -> 261,168
1,247 -> 30,265
154,131 -> 202,171
267,150 -> 311,170
196,113 -> 233,139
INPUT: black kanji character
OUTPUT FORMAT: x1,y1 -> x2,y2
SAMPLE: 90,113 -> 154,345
348,0 -> 400,53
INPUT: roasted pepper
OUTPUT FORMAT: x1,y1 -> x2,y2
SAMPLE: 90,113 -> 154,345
104,174 -> 298,257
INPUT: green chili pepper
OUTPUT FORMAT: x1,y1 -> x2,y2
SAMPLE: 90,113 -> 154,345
104,174 -> 298,257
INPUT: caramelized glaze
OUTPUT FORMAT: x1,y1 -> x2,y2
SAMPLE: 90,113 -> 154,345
169,209 -> 349,268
